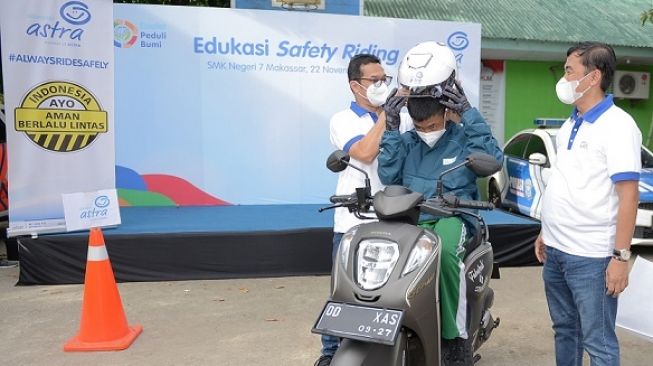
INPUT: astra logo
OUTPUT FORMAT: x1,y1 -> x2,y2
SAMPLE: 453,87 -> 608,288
94,195 -> 110,208
79,195 -> 110,219
447,31 -> 469,51
447,31 -> 469,65
26,1 -> 91,41
60,1 -> 92,25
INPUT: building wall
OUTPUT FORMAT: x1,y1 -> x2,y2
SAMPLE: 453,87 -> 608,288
504,60 -> 653,147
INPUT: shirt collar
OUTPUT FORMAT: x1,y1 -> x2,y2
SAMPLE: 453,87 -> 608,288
350,101 -> 378,122
570,94 -> 614,123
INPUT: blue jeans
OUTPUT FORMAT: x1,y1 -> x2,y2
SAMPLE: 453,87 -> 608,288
542,246 -> 619,366
321,232 -> 343,357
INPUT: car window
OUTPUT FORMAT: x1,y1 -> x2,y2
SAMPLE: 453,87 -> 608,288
525,135 -> 547,158
642,147 -> 653,169
504,133 -> 530,159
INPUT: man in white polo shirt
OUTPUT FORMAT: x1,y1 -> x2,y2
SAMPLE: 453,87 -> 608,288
314,54 -> 410,366
535,42 -> 640,366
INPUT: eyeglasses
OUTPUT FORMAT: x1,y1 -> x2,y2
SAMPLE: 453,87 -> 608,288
358,75 -> 393,87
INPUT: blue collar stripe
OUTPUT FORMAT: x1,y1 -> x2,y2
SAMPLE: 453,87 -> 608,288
567,94 -> 614,150
610,171 -> 640,183
567,117 -> 584,150
350,101 -> 368,117
350,102 -> 378,123
343,135 -> 364,153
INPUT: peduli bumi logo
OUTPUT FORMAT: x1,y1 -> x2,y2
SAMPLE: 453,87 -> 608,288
14,81 -> 108,152
114,19 -> 139,48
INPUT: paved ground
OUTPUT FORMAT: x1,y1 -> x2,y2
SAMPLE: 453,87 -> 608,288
1,247 -> 652,366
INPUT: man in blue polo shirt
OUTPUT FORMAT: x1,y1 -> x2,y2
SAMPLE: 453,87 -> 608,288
535,42 -> 640,366
315,54 -> 412,366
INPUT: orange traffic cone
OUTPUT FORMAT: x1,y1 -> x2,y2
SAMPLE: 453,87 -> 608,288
64,227 -> 142,352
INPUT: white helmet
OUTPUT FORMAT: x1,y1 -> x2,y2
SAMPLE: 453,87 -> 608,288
398,41 -> 457,95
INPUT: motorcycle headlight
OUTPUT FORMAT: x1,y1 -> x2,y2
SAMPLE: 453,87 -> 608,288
402,234 -> 437,277
339,228 -> 357,270
356,239 -> 399,290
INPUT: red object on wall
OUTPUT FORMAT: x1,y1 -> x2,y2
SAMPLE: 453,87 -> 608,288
1,143 -> 8,211
482,60 -> 505,73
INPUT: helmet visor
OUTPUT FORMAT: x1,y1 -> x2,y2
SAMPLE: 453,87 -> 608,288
401,73 -> 455,99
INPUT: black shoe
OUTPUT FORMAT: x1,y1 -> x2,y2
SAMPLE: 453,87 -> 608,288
314,355 -> 332,366
443,338 -> 473,366
0,259 -> 18,268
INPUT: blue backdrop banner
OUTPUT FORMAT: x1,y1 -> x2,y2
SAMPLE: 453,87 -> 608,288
113,5 -> 481,205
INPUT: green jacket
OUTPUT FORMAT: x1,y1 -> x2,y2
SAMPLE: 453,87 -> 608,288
378,108 -> 503,203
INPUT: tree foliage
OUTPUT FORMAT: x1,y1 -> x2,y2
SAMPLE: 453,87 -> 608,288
113,0 -> 230,7
641,8 -> 653,26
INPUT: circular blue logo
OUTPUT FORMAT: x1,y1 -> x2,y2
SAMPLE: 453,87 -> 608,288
447,31 -> 469,51
60,1 -> 91,26
94,195 -> 110,208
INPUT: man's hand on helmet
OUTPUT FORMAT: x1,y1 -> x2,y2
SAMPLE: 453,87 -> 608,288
440,80 -> 471,114
383,88 -> 406,131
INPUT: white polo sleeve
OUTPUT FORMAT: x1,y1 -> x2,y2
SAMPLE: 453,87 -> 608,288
330,111 -> 364,152
606,115 -> 642,182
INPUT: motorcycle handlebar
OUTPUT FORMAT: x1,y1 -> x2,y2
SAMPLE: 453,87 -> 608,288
420,203 -> 453,217
456,198 -> 495,210
441,194 -> 494,210
329,194 -> 356,204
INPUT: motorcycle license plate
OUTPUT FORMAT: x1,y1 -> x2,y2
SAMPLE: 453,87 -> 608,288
312,302 -> 404,346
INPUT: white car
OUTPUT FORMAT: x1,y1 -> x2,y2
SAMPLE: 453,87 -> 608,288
488,119 -> 653,245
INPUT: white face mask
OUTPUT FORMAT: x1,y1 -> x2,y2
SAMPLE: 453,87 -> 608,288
416,129 -> 446,148
365,82 -> 390,107
555,72 -> 592,105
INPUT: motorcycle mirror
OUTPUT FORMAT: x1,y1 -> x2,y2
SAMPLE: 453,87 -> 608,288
326,150 -> 350,173
465,153 -> 501,177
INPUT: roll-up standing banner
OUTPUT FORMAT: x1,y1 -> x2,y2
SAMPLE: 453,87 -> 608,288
0,0 -> 116,237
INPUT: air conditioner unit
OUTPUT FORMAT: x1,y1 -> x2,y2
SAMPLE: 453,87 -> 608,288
614,70 -> 650,100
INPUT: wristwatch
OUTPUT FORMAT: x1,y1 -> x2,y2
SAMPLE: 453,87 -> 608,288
612,248 -> 631,262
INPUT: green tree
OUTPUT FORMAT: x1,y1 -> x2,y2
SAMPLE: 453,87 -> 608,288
113,0 -> 230,7
641,8 -> 653,25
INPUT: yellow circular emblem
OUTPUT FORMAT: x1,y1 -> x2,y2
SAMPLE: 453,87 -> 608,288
14,81 -> 108,152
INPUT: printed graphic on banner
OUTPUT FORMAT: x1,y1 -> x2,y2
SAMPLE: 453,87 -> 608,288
447,31 -> 469,64
63,189 -> 121,232
113,19 -> 138,48
479,60 -> 506,145
25,0 -> 92,46
14,81 -> 108,152
113,18 -> 167,49
113,5 -> 481,205
1,0 -> 115,236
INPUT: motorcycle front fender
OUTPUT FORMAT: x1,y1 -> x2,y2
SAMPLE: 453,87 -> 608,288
330,331 -> 407,366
